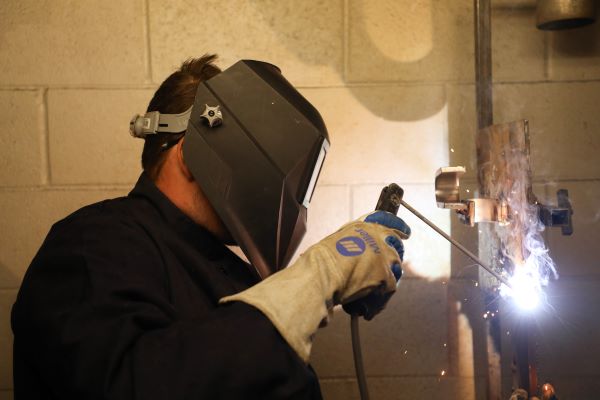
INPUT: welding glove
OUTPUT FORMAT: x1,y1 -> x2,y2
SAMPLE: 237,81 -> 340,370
220,211 -> 411,362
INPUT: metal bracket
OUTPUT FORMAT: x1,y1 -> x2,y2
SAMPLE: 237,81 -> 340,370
435,166 -> 508,225
537,189 -> 573,235
435,166 -> 574,235
458,198 -> 510,226
435,166 -> 468,209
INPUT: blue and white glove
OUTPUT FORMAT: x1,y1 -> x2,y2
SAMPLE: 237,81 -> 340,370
364,210 -> 411,279
221,212 -> 411,362
342,211 -> 411,319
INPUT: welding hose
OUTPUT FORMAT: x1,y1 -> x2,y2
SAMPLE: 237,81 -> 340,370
351,315 -> 370,400
347,184 -> 406,400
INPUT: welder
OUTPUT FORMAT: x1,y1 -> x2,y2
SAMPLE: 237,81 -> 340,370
11,55 -> 410,399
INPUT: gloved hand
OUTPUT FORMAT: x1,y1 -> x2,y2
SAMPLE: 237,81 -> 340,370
220,211 -> 411,362
342,211 -> 410,319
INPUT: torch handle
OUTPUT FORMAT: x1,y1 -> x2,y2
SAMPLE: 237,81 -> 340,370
342,184 -> 404,320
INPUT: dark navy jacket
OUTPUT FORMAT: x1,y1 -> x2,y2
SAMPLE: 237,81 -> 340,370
12,173 -> 322,400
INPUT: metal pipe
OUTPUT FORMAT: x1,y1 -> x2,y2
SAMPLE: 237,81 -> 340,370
474,3 -> 504,398
475,0 -> 493,132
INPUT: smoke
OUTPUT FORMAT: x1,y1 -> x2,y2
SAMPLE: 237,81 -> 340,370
492,139 -> 558,308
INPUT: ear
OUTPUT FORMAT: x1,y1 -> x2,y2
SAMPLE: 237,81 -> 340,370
175,137 -> 194,182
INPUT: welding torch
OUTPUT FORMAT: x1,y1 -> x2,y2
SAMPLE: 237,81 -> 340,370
346,183 -> 511,318
344,183 -> 512,400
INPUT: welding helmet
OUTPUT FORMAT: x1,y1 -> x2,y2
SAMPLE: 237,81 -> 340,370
130,60 -> 330,277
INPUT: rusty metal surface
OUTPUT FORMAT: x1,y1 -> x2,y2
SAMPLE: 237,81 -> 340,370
476,119 -> 534,205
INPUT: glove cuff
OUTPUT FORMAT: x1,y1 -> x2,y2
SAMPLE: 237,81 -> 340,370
220,245 -> 340,362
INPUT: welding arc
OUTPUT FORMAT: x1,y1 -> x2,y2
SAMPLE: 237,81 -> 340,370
399,200 -> 512,288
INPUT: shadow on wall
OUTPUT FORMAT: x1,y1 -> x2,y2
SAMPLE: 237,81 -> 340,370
0,262 -> 18,290
247,0 -> 452,122
0,263 -> 18,393
311,276 -> 483,400
341,0 -> 450,120
550,17 -> 600,57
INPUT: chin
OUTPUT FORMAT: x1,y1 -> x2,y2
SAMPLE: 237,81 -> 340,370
221,237 -> 237,246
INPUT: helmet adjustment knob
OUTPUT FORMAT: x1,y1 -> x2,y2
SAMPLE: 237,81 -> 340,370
200,104 -> 223,127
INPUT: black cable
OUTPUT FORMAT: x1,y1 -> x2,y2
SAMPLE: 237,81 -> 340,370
351,315 -> 369,400
348,183 -> 403,400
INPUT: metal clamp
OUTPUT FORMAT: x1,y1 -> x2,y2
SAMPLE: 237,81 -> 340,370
538,189 -> 573,235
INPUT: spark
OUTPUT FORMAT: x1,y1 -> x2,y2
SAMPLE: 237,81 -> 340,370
443,343 -> 447,347
450,148 -> 455,153
440,370 -> 446,376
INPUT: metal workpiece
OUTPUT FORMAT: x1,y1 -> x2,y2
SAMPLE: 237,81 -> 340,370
446,120 -> 573,234
435,166 -> 468,209
435,166 -> 510,225
434,162 -> 572,234
537,0 -> 596,30
440,118 -> 571,398
459,198 -> 510,226
476,120 -> 534,201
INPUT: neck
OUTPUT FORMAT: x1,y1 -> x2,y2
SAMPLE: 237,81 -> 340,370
153,149 -> 231,243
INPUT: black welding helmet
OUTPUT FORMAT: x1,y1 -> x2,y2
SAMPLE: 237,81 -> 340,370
143,60 -> 328,278
182,60 -> 330,277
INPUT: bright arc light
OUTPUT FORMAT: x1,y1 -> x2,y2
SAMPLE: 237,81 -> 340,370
501,268 -> 541,311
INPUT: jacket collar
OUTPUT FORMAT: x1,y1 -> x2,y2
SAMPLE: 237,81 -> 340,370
128,172 -> 228,261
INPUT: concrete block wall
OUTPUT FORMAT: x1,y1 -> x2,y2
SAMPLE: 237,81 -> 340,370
1,1 -> 599,399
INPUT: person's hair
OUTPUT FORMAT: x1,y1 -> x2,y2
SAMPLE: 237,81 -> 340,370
142,54 -> 221,180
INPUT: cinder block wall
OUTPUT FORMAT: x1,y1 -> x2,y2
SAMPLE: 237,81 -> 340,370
1,1 -> 599,399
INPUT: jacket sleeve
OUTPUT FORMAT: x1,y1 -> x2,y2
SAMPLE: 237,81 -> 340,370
12,218 -> 322,400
